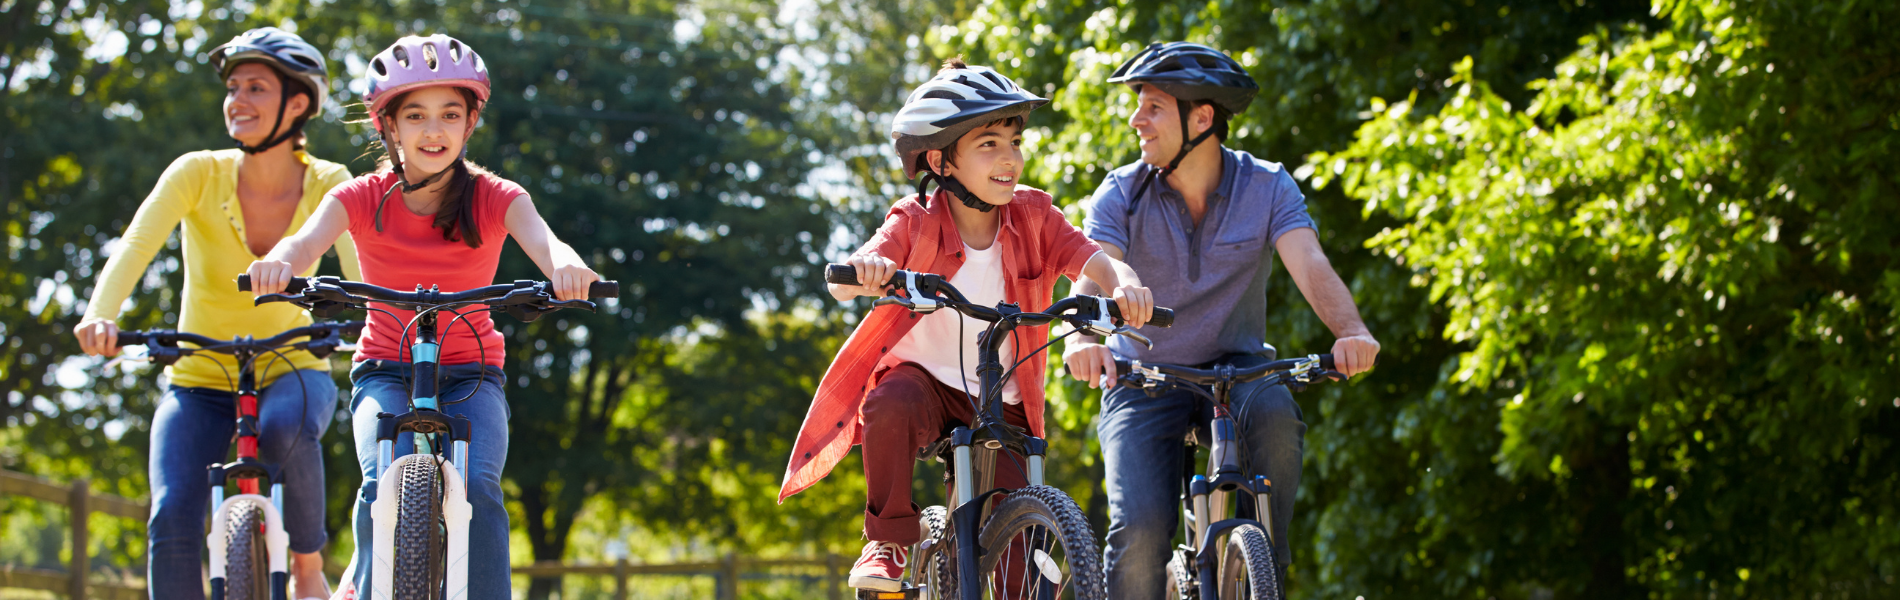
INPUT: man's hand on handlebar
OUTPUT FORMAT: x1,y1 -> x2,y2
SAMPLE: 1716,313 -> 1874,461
1331,333 -> 1381,378
1062,341 -> 1118,390
245,259 -> 298,297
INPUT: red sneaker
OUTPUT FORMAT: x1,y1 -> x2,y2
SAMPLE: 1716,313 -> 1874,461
848,541 -> 910,592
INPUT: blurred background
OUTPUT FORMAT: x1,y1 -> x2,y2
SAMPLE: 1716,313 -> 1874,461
2,0 -> 1895,598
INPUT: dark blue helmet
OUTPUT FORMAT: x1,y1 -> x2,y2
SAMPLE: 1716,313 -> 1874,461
1109,42 -> 1258,115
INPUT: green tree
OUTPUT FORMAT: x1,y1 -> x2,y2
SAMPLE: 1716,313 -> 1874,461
1310,0 -> 1899,596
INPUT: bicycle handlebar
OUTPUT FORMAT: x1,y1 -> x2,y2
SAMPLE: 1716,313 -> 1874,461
238,274 -> 619,302
115,321 -> 366,352
824,264 -> 1175,328
1112,355 -> 1335,385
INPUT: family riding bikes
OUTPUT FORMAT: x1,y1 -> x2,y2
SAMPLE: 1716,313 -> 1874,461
74,28 -> 610,600
71,20 -> 1377,600
784,43 -> 1379,600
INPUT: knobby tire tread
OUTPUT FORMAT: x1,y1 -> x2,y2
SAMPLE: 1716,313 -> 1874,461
1165,549 -> 1198,600
974,484 -> 1108,600
224,502 -> 270,600
392,458 -> 445,600
914,505 -> 957,600
1216,524 -> 1280,600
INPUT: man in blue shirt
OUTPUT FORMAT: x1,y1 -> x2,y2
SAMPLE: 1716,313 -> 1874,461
1065,42 -> 1382,598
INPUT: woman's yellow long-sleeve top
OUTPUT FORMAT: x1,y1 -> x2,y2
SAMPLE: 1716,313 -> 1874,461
83,149 -> 360,391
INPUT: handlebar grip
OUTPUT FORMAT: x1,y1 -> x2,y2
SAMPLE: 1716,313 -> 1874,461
236,274 -> 308,294
115,331 -> 143,347
825,264 -> 860,286
1149,307 -> 1175,328
590,281 -> 620,300
1319,354 -> 1335,372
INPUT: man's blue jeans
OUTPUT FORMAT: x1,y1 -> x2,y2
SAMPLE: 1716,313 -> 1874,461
1098,356 -> 1306,600
346,359 -> 511,599
146,369 -> 335,600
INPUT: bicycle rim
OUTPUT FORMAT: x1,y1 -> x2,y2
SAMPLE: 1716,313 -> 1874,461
973,485 -> 1107,600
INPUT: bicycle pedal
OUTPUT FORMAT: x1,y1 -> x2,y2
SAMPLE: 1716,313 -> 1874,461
856,584 -> 922,599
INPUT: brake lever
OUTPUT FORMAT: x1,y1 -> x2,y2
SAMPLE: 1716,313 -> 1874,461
1112,324 -> 1153,349
253,293 -> 302,306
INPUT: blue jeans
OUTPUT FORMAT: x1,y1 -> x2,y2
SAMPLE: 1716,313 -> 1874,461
147,369 -> 336,600
347,359 -> 511,599
1098,355 -> 1306,600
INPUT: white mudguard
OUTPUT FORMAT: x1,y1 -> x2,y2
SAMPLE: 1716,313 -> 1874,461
205,495 -> 290,581
369,454 -> 473,600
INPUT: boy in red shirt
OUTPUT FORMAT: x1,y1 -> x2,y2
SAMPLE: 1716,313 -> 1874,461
777,59 -> 1155,592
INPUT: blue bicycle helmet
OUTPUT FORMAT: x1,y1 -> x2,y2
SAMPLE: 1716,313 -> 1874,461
209,27 -> 329,154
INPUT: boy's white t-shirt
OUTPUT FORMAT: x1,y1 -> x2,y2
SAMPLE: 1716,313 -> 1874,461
883,236 -> 1024,405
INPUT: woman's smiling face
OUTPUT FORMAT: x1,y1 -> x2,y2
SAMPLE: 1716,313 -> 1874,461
223,63 -> 308,145
386,86 -> 475,176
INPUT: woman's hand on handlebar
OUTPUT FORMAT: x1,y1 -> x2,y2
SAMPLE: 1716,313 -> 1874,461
73,318 -> 121,358
245,259 -> 297,297
551,263 -> 602,301
831,253 -> 896,301
1061,341 -> 1118,390
1111,284 -> 1154,329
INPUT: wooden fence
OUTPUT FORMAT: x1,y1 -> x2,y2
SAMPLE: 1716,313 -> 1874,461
4,469 -> 847,600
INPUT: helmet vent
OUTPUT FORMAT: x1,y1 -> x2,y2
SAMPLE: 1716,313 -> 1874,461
422,43 -> 440,70
448,40 -> 464,63
391,46 -> 410,69
921,90 -> 964,101
372,57 -> 388,76
289,52 -> 321,69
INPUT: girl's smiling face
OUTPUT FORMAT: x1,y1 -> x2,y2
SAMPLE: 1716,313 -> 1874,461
385,86 -> 475,177
224,63 -> 308,145
929,119 -> 1025,208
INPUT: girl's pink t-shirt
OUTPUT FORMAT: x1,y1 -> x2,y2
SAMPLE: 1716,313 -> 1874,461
333,171 -> 523,366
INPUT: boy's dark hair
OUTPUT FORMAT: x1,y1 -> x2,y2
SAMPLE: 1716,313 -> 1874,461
928,56 -> 1027,172
364,87 -> 490,248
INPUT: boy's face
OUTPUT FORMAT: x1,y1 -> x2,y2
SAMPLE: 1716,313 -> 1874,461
929,120 -> 1025,208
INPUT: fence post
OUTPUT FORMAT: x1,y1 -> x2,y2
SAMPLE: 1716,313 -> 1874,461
720,551 -> 739,600
613,558 -> 628,600
69,478 -> 90,600
826,551 -> 841,600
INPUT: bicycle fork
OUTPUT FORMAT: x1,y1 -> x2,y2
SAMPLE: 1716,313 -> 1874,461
367,331 -> 475,600
207,359 -> 291,600
945,427 -> 1049,600
1190,406 -> 1276,599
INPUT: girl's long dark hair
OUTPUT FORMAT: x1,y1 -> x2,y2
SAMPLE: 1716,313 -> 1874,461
365,87 -> 488,248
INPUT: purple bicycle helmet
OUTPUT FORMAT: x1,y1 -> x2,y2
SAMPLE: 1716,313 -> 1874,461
364,34 -> 491,132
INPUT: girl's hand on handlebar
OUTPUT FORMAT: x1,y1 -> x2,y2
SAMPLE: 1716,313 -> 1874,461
1332,334 -> 1381,377
245,259 -> 296,296
1112,284 -> 1154,329
1062,341 -> 1118,389
552,263 -> 601,301
844,253 -> 896,299
73,318 -> 121,358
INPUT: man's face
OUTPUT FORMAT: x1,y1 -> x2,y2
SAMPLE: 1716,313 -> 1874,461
1128,86 -> 1214,167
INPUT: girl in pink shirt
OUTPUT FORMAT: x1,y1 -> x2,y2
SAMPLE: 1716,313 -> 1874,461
246,34 -> 598,600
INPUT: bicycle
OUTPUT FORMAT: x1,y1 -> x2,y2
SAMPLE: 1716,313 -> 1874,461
1108,353 -> 1342,600
111,319 -> 363,600
238,274 -> 617,600
824,264 -> 1175,600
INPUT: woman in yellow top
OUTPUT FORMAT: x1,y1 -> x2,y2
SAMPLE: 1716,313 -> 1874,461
72,28 -> 357,600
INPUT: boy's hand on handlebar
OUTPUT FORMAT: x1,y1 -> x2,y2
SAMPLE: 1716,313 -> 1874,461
245,260 -> 296,297
845,253 -> 897,298
1062,341 -> 1118,390
1112,284 -> 1154,329
73,318 -> 121,358
1332,334 -> 1381,378
552,263 -> 601,301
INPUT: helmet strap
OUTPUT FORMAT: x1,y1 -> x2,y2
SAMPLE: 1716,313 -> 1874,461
916,167 -> 995,214
374,128 -> 460,232
1126,99 -> 1219,217
235,87 -> 305,154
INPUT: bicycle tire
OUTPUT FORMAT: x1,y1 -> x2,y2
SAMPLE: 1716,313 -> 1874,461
392,458 -> 446,600
223,502 -> 270,600
1165,549 -> 1198,600
973,485 -> 1107,599
913,505 -> 957,600
1215,524 -> 1280,600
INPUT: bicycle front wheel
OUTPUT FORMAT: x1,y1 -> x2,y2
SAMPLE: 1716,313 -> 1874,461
1215,524 -> 1280,600
974,485 -> 1107,599
913,505 -> 957,600
391,458 -> 446,600
222,502 -> 270,600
